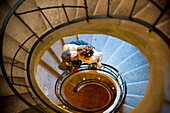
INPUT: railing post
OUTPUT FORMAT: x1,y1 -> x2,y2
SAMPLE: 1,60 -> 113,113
62,4 -> 70,24
129,0 -> 137,20
38,6 -> 54,29
107,0 -> 110,17
84,0 -> 89,22
149,0 -> 170,32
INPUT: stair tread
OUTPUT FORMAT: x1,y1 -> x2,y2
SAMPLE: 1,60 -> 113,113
36,65 -> 58,99
75,0 -> 85,19
122,63 -> 149,83
63,35 -> 77,44
34,0 -> 61,28
51,39 -> 63,62
2,56 -> 26,78
102,36 -> 123,62
107,42 -> 138,67
124,95 -> 143,107
134,3 -> 160,25
3,33 -> 27,63
8,0 -> 47,36
87,0 -> 98,16
76,0 -> 98,18
93,0 -> 108,15
131,0 -> 149,16
0,76 -> 28,97
91,34 -> 108,52
109,0 -> 122,15
156,19 -> 170,38
126,81 -> 148,96
57,0 -> 77,23
113,0 -> 135,16
5,15 -> 33,45
155,3 -> 170,24
78,34 -> 93,44
116,50 -> 148,74
41,50 -> 63,74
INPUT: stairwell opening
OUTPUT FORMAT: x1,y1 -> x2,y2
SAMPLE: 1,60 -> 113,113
32,33 -> 149,112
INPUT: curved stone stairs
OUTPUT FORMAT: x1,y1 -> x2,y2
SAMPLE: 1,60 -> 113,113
0,0 -> 169,113
36,34 -> 148,113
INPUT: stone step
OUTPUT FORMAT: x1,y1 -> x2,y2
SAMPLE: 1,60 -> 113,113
109,0 -> 122,15
126,81 -> 148,96
124,94 -> 144,108
113,0 -> 135,16
122,63 -> 149,83
116,50 -> 148,74
153,0 -> 167,9
6,0 -> 20,7
156,19 -> 170,38
46,87 -> 61,105
102,36 -> 123,62
76,0 -> 98,18
51,39 -> 64,62
57,0 -> 77,23
134,2 -> 161,25
75,0 -> 85,19
138,0 -> 169,25
0,76 -> 28,97
91,34 -> 108,52
131,0 -> 149,16
93,0 -> 108,15
78,34 -> 93,45
3,56 -> 26,78
63,35 -> 78,44
41,50 -> 63,74
5,14 -> 33,46
7,0 -> 47,36
107,41 -> 138,67
157,9 -> 170,25
36,64 -> 59,104
34,0 -> 62,28
3,33 -> 27,63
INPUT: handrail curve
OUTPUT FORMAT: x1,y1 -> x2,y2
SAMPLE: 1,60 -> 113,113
55,63 -> 126,113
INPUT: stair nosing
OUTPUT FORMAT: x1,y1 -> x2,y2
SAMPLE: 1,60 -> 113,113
127,80 -> 148,85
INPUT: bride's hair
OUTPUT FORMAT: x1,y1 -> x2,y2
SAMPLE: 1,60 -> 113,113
77,45 -> 94,57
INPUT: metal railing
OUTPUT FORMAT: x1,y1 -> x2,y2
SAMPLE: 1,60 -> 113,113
55,63 -> 126,113
0,0 -> 170,112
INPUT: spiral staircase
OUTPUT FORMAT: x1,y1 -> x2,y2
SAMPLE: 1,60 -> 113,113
0,0 -> 170,113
